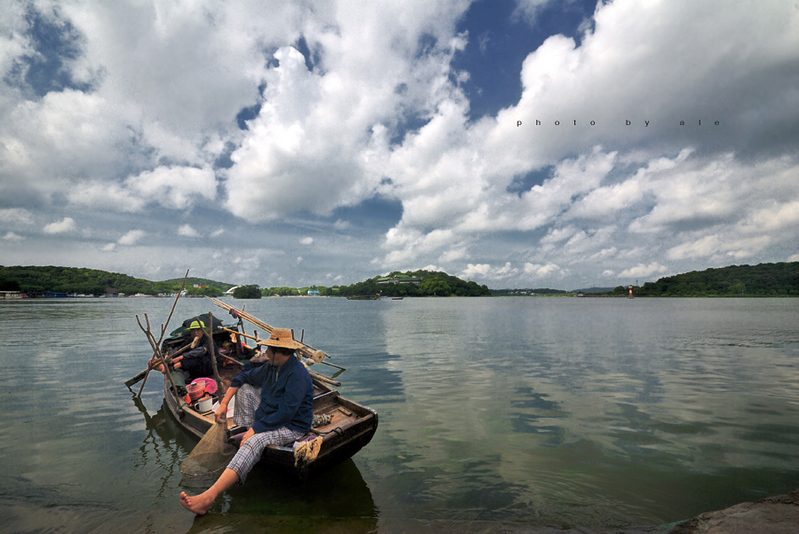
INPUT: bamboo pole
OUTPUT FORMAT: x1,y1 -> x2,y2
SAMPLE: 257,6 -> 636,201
130,270 -> 189,398
207,311 -> 225,397
136,313 -> 177,397
207,297 -> 331,363
309,369 -> 341,387
220,327 -> 257,340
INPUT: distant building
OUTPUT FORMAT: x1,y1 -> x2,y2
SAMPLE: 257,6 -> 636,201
307,288 -> 320,296
376,274 -> 422,285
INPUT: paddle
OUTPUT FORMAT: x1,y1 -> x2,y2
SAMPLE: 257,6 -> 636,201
124,341 -> 192,389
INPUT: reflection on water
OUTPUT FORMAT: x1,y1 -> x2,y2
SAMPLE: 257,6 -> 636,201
1,297 -> 798,532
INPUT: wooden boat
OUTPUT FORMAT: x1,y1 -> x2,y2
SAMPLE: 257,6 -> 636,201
157,308 -> 378,481
346,292 -> 381,300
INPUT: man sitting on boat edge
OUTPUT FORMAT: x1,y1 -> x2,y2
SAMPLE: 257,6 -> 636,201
179,328 -> 314,515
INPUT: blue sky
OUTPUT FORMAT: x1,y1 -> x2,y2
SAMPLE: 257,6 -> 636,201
1,0 -> 797,290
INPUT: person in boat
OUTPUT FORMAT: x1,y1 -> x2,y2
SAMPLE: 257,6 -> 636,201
151,320 -> 213,378
172,320 -> 214,378
179,328 -> 313,515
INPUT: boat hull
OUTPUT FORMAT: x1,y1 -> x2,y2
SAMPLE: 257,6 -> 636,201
163,372 -> 378,480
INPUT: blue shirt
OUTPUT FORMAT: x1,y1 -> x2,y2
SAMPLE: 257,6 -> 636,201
230,355 -> 313,434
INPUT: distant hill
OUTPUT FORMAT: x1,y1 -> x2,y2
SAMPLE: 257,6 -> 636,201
0,266 -> 233,296
161,276 -> 237,292
637,262 -> 798,297
491,288 -> 570,296
0,265 -> 170,296
339,269 -> 491,297
572,287 -> 615,294
2,262 -> 795,298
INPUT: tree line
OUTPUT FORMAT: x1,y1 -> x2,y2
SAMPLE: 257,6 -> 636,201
0,266 -> 489,298
334,270 -> 491,297
616,262 -> 798,297
0,266 -> 235,297
3,262 -> 795,298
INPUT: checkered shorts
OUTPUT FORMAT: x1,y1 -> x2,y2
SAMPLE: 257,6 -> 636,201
227,384 -> 305,483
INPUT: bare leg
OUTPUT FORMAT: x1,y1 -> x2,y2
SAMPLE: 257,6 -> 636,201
179,467 -> 239,515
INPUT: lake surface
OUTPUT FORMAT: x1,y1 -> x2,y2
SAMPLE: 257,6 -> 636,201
1,296 -> 797,533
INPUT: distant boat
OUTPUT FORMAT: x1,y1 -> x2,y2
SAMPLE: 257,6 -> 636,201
391,297 -> 404,300
346,292 -> 381,300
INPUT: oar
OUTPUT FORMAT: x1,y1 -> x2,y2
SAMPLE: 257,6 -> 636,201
125,342 -> 193,388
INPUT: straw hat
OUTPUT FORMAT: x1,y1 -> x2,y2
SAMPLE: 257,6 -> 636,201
259,328 -> 302,350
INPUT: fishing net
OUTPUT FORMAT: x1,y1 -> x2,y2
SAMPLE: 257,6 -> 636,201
179,422 -> 237,487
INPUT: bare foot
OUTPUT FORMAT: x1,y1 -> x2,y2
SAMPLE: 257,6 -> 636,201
179,491 -> 213,515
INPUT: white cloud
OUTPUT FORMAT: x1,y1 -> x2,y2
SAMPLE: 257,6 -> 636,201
300,237 -> 314,246
618,262 -> 668,279
68,182 -> 146,213
118,229 -> 145,246
43,217 -> 77,234
3,231 -> 24,241
0,208 -> 35,225
178,224 -> 200,237
567,179 -> 643,221
739,201 -> 799,234
512,0 -> 559,25
129,166 -> 216,210
667,235 -> 722,261
69,165 -> 216,212
462,262 -> 519,281
523,262 -> 562,278
462,263 -> 491,277
223,2 -> 473,223
722,236 -> 772,260
0,0 -> 796,289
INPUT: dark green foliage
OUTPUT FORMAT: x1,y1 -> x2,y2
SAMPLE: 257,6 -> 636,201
0,265 -> 165,295
162,277 -> 236,292
337,270 -> 490,297
185,285 -> 224,297
0,266 -> 232,296
638,262 -> 798,297
232,284 -> 261,299
0,277 -> 22,291
262,286 -> 301,296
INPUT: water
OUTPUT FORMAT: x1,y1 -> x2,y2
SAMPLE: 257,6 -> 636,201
1,297 -> 797,533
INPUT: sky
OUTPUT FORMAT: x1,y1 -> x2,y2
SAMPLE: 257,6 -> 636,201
0,0 -> 797,290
